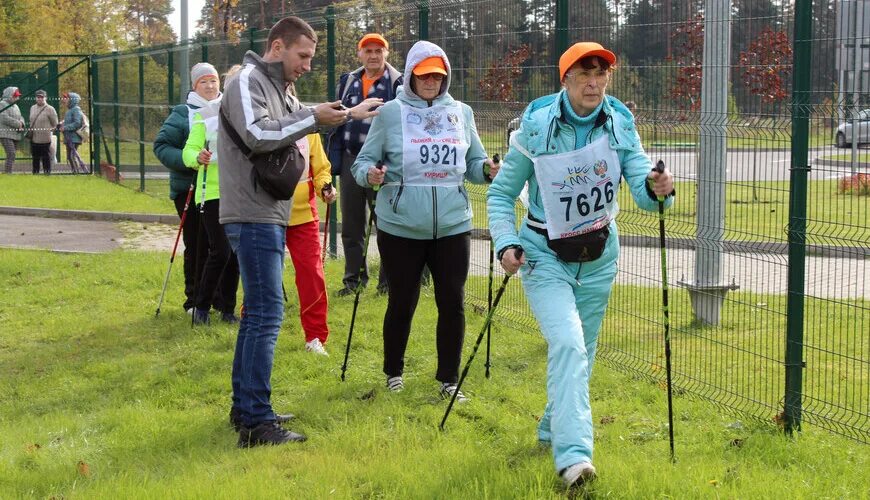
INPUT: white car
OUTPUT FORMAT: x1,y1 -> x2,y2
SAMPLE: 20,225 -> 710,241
835,109 -> 870,148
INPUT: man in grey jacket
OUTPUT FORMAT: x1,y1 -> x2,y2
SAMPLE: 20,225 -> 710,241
29,90 -> 58,174
219,15 -> 382,448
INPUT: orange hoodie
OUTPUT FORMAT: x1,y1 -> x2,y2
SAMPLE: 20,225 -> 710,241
290,133 -> 333,227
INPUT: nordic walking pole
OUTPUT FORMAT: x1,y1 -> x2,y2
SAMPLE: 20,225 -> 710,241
341,161 -> 383,381
321,182 -> 333,264
484,153 -> 500,379
441,247 -> 523,430
156,183 -> 194,317
191,145 -> 209,327
653,159 -> 675,462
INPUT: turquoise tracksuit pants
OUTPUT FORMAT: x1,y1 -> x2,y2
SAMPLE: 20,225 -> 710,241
518,222 -> 618,472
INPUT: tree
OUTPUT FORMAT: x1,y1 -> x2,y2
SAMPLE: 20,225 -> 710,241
669,13 -> 704,118
125,0 -> 176,46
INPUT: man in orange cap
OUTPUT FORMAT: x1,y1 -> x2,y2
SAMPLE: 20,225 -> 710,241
328,32 -> 403,297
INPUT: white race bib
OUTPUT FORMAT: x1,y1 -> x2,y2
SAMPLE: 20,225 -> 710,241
533,136 -> 621,239
400,103 -> 468,187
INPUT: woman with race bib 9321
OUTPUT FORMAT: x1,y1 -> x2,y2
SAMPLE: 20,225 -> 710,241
352,40 -> 499,401
487,42 -> 674,489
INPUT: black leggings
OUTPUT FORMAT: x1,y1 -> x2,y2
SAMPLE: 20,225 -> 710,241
195,199 -> 239,314
377,230 -> 470,383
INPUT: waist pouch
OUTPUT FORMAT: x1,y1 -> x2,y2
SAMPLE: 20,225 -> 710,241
527,216 -> 609,263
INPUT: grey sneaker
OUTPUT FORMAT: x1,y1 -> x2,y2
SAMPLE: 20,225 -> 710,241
560,462 -> 596,488
386,376 -> 404,392
439,383 -> 468,403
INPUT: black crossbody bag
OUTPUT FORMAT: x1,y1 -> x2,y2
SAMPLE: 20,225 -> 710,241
527,213 -> 610,263
219,104 -> 305,201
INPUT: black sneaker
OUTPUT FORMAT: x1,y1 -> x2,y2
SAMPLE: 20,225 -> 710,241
376,283 -> 389,295
237,421 -> 306,447
335,286 -> 356,297
229,407 -> 295,432
221,312 -> 240,324
192,308 -> 210,325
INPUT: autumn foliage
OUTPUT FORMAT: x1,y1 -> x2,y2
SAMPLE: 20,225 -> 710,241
478,45 -> 531,103
740,27 -> 793,104
669,14 -> 705,116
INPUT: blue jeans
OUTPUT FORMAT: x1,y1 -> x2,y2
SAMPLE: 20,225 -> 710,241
224,222 -> 287,427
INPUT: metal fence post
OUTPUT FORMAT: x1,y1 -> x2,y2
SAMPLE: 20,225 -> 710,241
784,0 -> 813,436
249,28 -> 257,53
168,49 -> 175,105
48,59 -> 61,164
418,0 -> 429,41
326,6 -> 338,259
201,36 -> 208,64
554,0 -> 568,91
138,52 -> 145,192
91,56 -> 100,175
112,52 -> 120,182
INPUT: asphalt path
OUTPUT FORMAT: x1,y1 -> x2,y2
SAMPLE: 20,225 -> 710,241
1,213 -> 865,299
645,147 -> 868,182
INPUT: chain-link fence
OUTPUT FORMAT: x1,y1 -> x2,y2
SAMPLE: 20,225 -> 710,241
5,0 -> 865,442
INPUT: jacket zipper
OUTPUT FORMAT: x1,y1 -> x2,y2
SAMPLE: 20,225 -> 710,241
392,179 -> 405,213
432,186 -> 438,239
458,185 -> 469,210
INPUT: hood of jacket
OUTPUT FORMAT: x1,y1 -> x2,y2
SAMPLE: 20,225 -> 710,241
187,90 -> 222,123
518,90 -> 642,155
401,41 -> 451,104
67,92 -> 81,108
2,86 -> 19,101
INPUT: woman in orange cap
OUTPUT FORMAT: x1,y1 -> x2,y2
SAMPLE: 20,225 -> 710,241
487,42 -> 675,489
352,40 -> 499,401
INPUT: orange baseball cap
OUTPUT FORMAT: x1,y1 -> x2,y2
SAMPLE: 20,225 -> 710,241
412,56 -> 447,76
358,33 -> 388,50
559,42 -> 616,81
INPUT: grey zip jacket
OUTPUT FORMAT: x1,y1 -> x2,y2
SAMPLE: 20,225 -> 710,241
218,50 -> 318,225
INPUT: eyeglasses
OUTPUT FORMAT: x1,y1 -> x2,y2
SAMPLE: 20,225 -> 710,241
416,73 -> 445,82
566,70 -> 609,85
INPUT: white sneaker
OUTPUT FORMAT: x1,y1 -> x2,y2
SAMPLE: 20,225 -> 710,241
560,462 -> 596,488
440,383 -> 469,403
185,307 -> 194,316
305,338 -> 329,356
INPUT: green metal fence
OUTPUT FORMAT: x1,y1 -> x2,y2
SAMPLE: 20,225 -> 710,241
50,0 -> 870,443
0,54 -> 92,173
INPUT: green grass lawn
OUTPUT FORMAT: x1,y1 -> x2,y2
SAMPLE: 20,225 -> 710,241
0,248 -> 866,498
0,175 -> 175,214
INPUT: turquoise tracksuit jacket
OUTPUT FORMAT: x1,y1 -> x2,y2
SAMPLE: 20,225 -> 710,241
487,90 -> 673,472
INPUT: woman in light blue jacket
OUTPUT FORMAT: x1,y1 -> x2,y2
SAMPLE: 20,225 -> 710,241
352,40 -> 498,400
487,42 -> 674,489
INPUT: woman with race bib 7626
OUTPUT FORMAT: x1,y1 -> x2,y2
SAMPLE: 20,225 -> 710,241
487,42 -> 674,489
352,40 -> 499,401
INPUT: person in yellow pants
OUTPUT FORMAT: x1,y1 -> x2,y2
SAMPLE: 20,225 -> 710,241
286,133 -> 337,355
